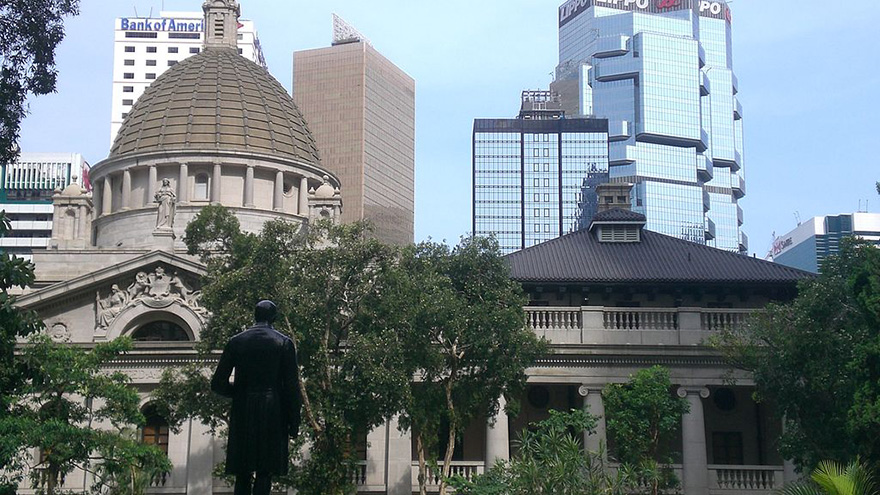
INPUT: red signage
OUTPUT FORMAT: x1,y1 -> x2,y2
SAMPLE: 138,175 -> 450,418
656,0 -> 681,9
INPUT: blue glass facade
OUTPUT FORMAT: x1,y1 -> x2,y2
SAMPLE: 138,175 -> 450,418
473,118 -> 609,254
557,0 -> 746,252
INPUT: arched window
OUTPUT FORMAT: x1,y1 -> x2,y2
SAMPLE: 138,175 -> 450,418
141,404 -> 170,455
131,321 -> 189,342
194,173 -> 209,201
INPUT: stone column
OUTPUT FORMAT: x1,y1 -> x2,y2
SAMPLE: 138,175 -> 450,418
211,162 -> 222,204
386,415 -> 413,495
147,165 -> 157,201
178,162 -> 188,205
298,176 -> 309,215
485,396 -> 510,465
678,387 -> 710,495
185,418 -> 213,494
121,170 -> 131,210
274,170 -> 284,211
244,164 -> 255,207
102,176 -> 112,215
366,422 -> 388,487
782,417 -> 799,484
579,384 -> 606,454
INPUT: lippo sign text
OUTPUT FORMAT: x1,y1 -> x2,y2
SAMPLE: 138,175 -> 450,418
559,0 -> 730,27
119,18 -> 203,32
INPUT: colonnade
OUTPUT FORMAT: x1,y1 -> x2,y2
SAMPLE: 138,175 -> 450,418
95,161 -> 314,216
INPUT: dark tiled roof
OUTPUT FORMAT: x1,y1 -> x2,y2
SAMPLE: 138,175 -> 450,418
592,208 -> 646,223
506,228 -> 812,285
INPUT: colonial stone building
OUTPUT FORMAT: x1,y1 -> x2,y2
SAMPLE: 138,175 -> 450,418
14,2 -> 811,495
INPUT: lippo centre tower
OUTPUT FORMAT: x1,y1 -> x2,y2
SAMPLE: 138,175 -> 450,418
554,0 -> 746,253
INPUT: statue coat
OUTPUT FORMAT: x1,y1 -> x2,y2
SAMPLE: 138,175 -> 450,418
211,323 -> 301,475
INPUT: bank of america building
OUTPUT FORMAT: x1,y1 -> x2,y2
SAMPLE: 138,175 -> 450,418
554,0 -> 746,253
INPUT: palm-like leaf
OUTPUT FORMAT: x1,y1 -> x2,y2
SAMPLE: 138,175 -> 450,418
779,460 -> 878,495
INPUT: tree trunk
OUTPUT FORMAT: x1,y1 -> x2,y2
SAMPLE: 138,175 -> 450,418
439,382 -> 456,495
416,431 -> 428,495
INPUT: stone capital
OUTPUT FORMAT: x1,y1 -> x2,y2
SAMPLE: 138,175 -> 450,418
677,386 -> 710,399
578,384 -> 605,397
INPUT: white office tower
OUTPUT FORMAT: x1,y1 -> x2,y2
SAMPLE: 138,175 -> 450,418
0,153 -> 90,260
110,11 -> 266,143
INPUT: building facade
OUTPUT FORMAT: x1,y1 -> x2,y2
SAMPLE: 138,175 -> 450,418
111,10 -> 265,143
555,0 -> 746,253
473,92 -> 609,254
771,212 -> 880,273
0,152 -> 90,260
292,16 -> 415,245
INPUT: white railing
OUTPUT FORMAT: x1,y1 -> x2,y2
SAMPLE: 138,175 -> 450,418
526,307 -> 580,331
710,465 -> 783,492
603,308 -> 679,330
349,461 -> 367,486
411,461 -> 485,487
701,309 -> 752,332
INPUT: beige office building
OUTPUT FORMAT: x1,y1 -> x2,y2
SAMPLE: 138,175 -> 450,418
293,17 -> 415,245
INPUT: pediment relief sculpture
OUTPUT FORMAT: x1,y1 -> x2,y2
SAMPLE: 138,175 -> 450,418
95,266 -> 208,330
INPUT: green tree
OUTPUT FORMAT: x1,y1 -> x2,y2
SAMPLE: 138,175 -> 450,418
396,238 -> 545,495
780,459 -> 878,495
448,409 -> 632,495
0,335 -> 170,495
156,207 -> 413,495
713,239 -> 880,472
602,366 -> 689,495
0,0 -> 81,163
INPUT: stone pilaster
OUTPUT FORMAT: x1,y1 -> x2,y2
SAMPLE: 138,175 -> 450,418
579,384 -> 607,454
678,386 -> 710,495
485,396 -> 510,465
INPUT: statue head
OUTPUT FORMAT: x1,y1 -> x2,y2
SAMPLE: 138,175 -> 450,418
254,300 -> 278,324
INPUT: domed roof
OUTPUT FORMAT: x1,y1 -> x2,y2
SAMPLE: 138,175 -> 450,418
110,47 -> 320,164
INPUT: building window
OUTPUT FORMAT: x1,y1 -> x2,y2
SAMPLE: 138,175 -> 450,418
146,73 -> 156,80
194,173 -> 209,200
124,59 -> 134,66
534,209 -> 540,217
124,46 -> 135,52
123,86 -> 133,93
141,404 -> 170,454
125,32 -> 158,39
712,432 -> 744,465
237,34 -> 244,40
146,60 -> 156,66
122,99 -> 133,106
168,47 -> 178,53
169,33 -> 200,39
146,46 -> 157,53
238,48 -> 243,55
123,73 -> 134,79
189,47 -> 200,54
131,321 -> 189,342
533,179 -> 540,187
168,60 -> 178,66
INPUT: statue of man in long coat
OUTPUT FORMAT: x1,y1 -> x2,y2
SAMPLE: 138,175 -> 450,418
211,300 -> 301,495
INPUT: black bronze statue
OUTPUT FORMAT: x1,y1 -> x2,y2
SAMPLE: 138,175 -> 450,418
211,300 -> 301,495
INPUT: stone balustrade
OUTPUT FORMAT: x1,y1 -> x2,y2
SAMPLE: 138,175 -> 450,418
524,306 -> 759,345
709,465 -> 784,494
410,461 -> 485,487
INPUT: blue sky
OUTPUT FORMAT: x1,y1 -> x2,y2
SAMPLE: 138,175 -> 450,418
18,0 -> 880,256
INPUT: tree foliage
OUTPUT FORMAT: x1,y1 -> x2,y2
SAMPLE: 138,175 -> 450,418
0,0 -> 81,164
713,239 -> 880,472
155,209 -> 414,495
396,238 -> 546,495
0,335 -> 170,495
602,366 -> 689,495
780,459 -> 878,495
449,409 -> 632,495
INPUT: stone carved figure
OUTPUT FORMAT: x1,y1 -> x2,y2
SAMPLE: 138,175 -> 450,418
96,267 -> 208,330
211,301 -> 301,495
155,178 -> 176,229
96,284 -> 129,328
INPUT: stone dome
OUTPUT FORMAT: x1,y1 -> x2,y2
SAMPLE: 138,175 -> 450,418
110,47 -> 320,164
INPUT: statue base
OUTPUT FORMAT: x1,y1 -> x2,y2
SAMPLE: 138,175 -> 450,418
152,228 -> 176,251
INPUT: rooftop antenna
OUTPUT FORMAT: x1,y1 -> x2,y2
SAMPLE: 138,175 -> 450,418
794,211 -> 801,226
332,14 -> 369,46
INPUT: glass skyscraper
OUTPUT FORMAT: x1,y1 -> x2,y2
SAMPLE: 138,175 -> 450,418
473,92 -> 609,254
555,0 -> 746,252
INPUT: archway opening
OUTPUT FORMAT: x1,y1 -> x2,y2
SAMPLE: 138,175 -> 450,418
130,320 -> 190,342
